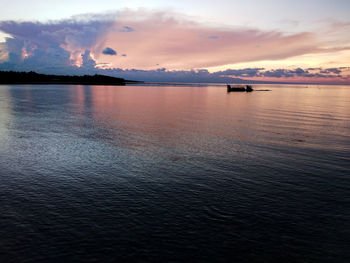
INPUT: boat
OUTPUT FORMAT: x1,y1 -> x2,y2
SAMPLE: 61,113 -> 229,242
246,85 -> 253,92
227,85 -> 254,92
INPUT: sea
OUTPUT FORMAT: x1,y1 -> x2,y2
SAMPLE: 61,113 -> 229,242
0,83 -> 349,262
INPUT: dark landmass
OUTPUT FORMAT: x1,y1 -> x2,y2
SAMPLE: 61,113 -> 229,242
0,71 -> 141,85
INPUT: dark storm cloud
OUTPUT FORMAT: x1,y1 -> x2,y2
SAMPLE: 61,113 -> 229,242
102,47 -> 117,55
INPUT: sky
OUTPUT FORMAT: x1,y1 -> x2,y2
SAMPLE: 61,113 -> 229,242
0,0 -> 349,83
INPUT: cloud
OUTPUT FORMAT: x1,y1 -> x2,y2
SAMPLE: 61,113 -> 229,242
0,19 -> 113,49
102,47 -> 117,55
81,50 -> 96,69
120,26 -> 135,32
88,67 -> 350,83
320,68 -> 341,74
0,10 -> 349,83
100,12 -> 321,69
0,9 -> 327,71
215,68 -> 264,77
248,67 -> 348,80
0,16 -> 117,70
207,35 -> 219,39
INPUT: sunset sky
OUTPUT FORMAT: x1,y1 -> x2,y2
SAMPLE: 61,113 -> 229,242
0,0 -> 349,83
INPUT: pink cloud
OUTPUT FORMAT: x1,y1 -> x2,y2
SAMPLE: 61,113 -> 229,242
91,10 -> 319,69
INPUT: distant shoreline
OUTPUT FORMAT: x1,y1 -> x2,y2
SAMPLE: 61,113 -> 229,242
0,71 -> 348,86
0,71 -> 141,86
134,82 -> 349,86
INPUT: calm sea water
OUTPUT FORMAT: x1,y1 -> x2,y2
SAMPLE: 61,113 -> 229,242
0,84 -> 349,262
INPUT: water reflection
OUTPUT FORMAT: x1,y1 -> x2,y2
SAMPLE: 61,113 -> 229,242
0,84 -> 350,262
0,86 -> 13,151
2,84 -> 350,163
2,84 -> 350,153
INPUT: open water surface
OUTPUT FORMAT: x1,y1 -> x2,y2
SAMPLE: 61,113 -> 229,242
0,84 -> 349,262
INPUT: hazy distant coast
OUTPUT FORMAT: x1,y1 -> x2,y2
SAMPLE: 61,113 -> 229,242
0,71 -> 141,86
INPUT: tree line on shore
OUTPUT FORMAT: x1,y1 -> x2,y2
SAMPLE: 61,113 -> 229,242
0,71 -> 136,85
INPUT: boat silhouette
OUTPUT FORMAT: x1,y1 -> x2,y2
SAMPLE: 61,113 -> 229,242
227,84 -> 254,92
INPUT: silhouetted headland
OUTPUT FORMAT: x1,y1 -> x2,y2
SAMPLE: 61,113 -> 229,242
0,71 -> 141,85
227,84 -> 253,92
